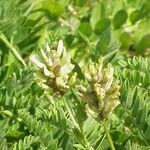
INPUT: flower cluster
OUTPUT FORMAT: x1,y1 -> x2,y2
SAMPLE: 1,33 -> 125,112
30,39 -> 120,121
30,40 -> 76,96
77,57 -> 120,121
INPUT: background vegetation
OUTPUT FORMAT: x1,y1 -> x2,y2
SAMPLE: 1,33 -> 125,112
0,0 -> 150,149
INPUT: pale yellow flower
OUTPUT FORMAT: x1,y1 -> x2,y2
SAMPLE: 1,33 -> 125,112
30,40 -> 76,96
77,57 -> 120,121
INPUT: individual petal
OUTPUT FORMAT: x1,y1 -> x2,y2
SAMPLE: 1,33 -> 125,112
46,43 -> 51,53
40,49 -> 52,67
59,65 -> 68,75
103,64 -> 114,91
97,60 -> 103,82
59,64 -> 74,75
40,49 -> 48,60
57,40 -> 64,57
30,55 -> 46,69
61,53 -> 71,65
43,67 -> 51,77
38,83 -> 49,89
89,63 -> 96,77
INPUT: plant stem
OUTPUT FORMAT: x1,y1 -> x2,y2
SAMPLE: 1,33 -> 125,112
104,123 -> 115,150
0,33 -> 26,67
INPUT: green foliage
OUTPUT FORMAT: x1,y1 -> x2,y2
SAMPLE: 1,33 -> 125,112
129,10 -> 141,24
114,57 -> 150,147
13,135 -> 40,150
94,18 -> 111,35
0,0 -> 150,149
41,0 -> 65,19
113,9 -> 128,29
78,22 -> 92,38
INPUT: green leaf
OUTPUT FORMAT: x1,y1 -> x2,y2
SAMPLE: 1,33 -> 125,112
73,0 -> 88,7
13,28 -> 31,44
78,22 -> 92,38
65,34 -> 74,47
119,32 -> 132,49
90,2 -> 106,29
95,28 -> 111,57
71,59 -> 85,81
0,33 -> 26,67
134,20 -> 150,46
130,10 -> 141,24
113,9 -> 128,29
72,128 -> 85,146
141,1 -> 150,18
135,34 -> 150,54
42,0 -> 65,19
94,18 -> 111,35
94,28 -> 120,60
0,65 -> 8,84
103,50 -> 118,65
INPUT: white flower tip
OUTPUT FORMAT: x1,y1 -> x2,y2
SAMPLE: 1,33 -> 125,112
30,55 -> 36,62
57,39 -> 64,56
40,49 -> 48,60
60,65 -> 68,75
44,67 -> 51,77
59,63 -> 74,75
108,64 -> 114,76
30,55 -> 45,69
46,43 -> 51,53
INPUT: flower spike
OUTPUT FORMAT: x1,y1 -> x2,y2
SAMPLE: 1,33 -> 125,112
77,57 -> 120,121
30,40 -> 76,96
